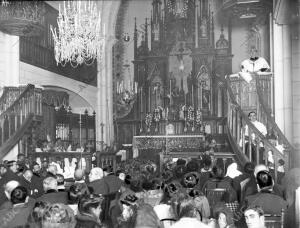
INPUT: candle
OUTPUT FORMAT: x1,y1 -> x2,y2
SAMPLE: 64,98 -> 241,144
148,87 -> 151,112
140,87 -> 143,113
169,79 -> 172,106
192,86 -> 194,107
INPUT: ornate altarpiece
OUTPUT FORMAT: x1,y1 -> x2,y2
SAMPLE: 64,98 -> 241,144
115,0 -> 233,160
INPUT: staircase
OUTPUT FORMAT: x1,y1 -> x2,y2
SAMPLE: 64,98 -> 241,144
0,84 -> 43,160
224,73 -> 294,182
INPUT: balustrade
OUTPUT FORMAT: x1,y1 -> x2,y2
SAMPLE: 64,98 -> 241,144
0,84 -> 43,156
226,76 -> 290,182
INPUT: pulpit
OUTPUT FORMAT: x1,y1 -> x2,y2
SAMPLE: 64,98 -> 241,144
229,72 -> 273,115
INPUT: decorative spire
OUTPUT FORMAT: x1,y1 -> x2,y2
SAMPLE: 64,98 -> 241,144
216,24 -> 229,55
134,17 -> 137,58
145,18 -> 148,52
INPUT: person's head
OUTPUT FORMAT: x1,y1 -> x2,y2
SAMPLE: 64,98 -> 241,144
42,160 -> 48,169
48,165 -> 58,176
278,159 -> 285,166
56,174 -> 65,187
103,166 -> 113,176
32,162 -> 41,174
78,194 -> 104,219
30,201 -> 49,224
43,177 -> 58,192
248,111 -> 257,122
118,172 -> 126,181
244,162 -> 255,175
7,160 -> 18,173
0,164 -> 7,176
256,170 -> 273,192
68,183 -> 90,204
172,197 -> 202,221
4,180 -> 20,200
42,203 -> 75,228
120,194 -> 139,221
254,164 -> 269,177
244,205 -> 265,228
11,186 -> 28,205
186,160 -> 199,172
212,166 -> 224,180
202,155 -> 212,169
17,154 -> 25,162
250,46 -> 258,58
23,169 -> 33,182
74,169 -> 85,181
214,204 -> 234,228
89,167 -> 104,182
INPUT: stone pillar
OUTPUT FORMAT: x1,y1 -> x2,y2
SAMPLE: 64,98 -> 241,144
282,25 -> 293,141
0,32 -> 20,86
273,23 -> 293,141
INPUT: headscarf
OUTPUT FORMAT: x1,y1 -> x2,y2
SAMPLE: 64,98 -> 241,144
225,163 -> 242,179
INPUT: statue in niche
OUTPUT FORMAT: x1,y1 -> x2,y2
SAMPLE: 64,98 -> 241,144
200,17 -> 208,38
196,65 -> 211,110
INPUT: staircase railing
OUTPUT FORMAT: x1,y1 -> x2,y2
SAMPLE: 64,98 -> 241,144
256,78 -> 295,167
0,84 -> 43,158
225,76 -> 288,182
0,85 -> 27,114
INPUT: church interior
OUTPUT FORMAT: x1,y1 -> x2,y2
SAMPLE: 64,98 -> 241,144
0,0 -> 299,227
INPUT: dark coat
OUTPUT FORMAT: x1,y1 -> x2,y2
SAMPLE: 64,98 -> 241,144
103,174 -> 122,194
36,189 -> 68,204
242,176 -> 285,200
0,202 -> 34,228
243,191 -> 288,214
0,170 -> 20,205
75,213 -> 103,228
89,179 -> 109,195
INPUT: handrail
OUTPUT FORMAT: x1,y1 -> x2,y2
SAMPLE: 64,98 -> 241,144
0,84 -> 34,119
225,76 -> 288,182
0,86 -> 27,114
0,84 -> 43,157
256,78 -> 295,152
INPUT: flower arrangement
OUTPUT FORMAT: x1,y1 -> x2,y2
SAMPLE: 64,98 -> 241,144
195,108 -> 202,126
153,107 -> 161,122
145,112 -> 153,128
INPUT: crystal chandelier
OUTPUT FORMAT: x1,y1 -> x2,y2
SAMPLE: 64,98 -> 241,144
51,1 -> 105,68
116,63 -> 138,105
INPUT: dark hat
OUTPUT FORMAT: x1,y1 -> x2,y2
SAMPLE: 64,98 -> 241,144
183,172 -> 200,188
186,160 -> 199,172
256,170 -> 273,190
174,165 -> 187,179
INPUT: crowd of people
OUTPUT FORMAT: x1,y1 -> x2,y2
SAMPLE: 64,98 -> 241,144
0,151 -> 295,228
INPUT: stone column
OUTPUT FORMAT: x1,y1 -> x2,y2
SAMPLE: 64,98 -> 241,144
0,32 -> 19,86
273,23 -> 293,141
282,25 -> 293,141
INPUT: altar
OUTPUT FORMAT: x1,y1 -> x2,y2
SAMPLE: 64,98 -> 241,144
132,134 -> 205,162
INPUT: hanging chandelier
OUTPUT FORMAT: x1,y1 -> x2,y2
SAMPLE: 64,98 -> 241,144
51,1 -> 105,68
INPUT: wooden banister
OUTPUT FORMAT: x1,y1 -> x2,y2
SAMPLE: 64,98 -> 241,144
0,84 -> 43,158
225,76 -> 288,182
